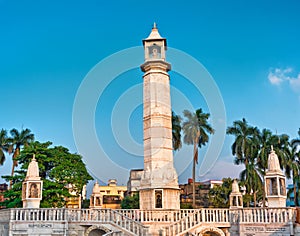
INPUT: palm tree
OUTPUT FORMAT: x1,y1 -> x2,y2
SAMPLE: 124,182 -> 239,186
9,128 -> 34,187
0,129 -> 10,165
226,118 -> 260,166
285,130 -> 300,206
256,129 -> 274,171
227,118 -> 261,206
240,155 -> 263,206
291,128 -> 300,148
182,108 -> 214,207
172,111 -> 182,151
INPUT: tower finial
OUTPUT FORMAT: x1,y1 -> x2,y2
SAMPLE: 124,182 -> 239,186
153,22 -> 157,29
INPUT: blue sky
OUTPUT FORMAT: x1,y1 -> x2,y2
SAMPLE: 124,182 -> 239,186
1,0 -> 300,185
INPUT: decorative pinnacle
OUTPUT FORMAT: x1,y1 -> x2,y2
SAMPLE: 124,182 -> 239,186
32,154 -> 36,161
153,22 -> 157,29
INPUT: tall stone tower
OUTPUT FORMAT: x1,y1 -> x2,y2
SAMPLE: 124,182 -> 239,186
22,155 -> 43,208
264,146 -> 286,207
140,24 -> 180,210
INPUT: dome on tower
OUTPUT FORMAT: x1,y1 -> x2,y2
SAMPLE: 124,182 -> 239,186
231,179 -> 240,193
25,155 -> 41,181
268,146 -> 281,172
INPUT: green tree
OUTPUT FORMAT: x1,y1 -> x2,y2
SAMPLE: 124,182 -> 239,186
121,194 -> 139,209
9,128 -> 34,187
291,128 -> 300,147
208,178 -> 233,208
226,118 -> 259,166
227,118 -> 262,206
0,129 -> 10,165
256,129 -> 274,172
182,109 -> 214,207
239,157 -> 263,206
284,137 -> 300,206
1,141 -> 93,208
172,111 -> 182,151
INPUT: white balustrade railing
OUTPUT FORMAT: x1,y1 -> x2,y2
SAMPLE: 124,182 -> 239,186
164,208 -> 296,236
1,207 -> 296,236
10,208 -> 67,221
230,207 -> 295,223
4,207 -> 295,224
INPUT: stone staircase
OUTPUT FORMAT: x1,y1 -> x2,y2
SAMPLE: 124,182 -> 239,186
68,208 -> 149,235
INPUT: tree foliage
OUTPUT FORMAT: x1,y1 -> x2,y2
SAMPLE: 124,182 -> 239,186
0,129 -> 10,165
1,141 -> 93,208
172,111 -> 182,151
121,194 -> 139,209
208,178 -> 233,208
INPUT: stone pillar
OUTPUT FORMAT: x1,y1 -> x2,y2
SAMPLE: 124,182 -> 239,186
140,24 -> 180,210
22,155 -> 43,208
229,179 -> 243,209
264,146 -> 286,207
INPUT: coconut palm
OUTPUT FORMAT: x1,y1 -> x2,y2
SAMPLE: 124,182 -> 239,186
182,108 -> 214,207
291,128 -> 300,148
284,142 -> 300,206
256,129 -> 274,171
240,155 -> 263,206
0,129 -> 10,165
227,118 -> 262,206
226,118 -> 260,166
172,111 -> 182,151
273,133 -> 290,168
9,128 -> 34,187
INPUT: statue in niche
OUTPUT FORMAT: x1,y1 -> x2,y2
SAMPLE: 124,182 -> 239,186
29,183 -> 39,198
279,178 -> 285,195
270,178 -> 278,195
155,191 -> 162,208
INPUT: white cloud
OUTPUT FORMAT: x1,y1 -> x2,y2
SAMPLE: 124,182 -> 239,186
268,67 -> 300,93
289,74 -> 300,92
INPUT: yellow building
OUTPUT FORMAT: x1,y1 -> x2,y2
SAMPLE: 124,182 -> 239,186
65,184 -> 87,209
90,179 -> 127,209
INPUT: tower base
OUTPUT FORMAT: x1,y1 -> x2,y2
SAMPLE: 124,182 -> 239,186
140,188 -> 180,210
268,197 -> 287,207
23,199 -> 41,208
